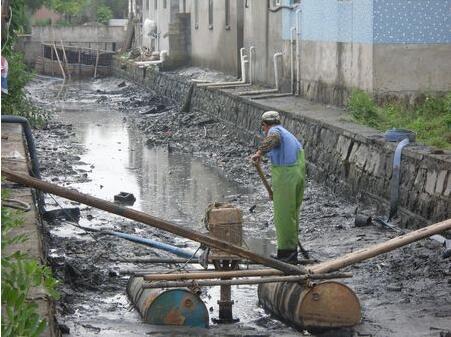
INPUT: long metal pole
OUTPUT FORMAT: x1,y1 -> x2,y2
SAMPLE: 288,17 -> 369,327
1,169 -> 304,274
309,218 -> 451,274
142,272 -> 353,289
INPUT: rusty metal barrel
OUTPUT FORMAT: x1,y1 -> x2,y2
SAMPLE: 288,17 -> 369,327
258,281 -> 361,331
127,276 -> 209,328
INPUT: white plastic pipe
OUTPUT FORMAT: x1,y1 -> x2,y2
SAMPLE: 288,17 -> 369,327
211,46 -> 255,89
295,6 -> 302,95
290,27 -> 296,94
238,52 -> 282,96
197,48 -> 248,87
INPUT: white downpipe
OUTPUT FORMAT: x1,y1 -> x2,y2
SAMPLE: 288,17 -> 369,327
295,6 -> 302,95
290,27 -> 296,94
211,46 -> 255,89
197,48 -> 248,87
249,46 -> 255,84
238,52 -> 282,96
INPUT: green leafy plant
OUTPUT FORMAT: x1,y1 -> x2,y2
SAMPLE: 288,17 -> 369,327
96,4 -> 113,24
1,188 -> 59,337
347,90 -> 451,149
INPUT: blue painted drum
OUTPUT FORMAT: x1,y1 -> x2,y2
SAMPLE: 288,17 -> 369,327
127,276 -> 209,328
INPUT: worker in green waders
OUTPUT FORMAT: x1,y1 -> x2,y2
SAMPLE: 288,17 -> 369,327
251,111 -> 305,264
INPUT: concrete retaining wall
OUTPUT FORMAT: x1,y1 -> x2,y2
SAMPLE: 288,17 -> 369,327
113,59 -> 451,228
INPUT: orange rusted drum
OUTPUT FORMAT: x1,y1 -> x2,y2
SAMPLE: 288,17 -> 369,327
258,281 -> 361,331
127,276 -> 209,328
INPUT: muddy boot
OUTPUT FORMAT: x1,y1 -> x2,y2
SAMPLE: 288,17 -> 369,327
271,249 -> 298,265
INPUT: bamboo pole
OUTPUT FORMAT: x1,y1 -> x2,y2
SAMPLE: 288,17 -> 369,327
144,268 -> 294,281
51,46 -> 54,76
108,257 -> 315,265
52,43 -> 65,80
309,218 -> 451,274
1,169 -> 304,274
60,40 -> 71,80
142,272 -> 353,289
93,49 -> 100,78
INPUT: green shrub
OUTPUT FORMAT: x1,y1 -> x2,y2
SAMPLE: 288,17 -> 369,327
346,90 -> 451,149
33,18 -> 51,27
1,188 -> 59,337
1,51 -> 49,127
96,4 -> 113,25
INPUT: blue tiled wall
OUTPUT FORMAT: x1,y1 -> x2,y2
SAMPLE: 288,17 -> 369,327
373,0 -> 451,43
282,0 -> 451,44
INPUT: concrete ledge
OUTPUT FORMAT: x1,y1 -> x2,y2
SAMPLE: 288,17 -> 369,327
113,59 -> 451,228
1,123 -> 60,337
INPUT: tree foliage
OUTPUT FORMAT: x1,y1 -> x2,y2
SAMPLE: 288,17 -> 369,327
96,4 -> 113,24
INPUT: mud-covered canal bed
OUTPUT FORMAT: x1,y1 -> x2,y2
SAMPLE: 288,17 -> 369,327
27,76 -> 450,337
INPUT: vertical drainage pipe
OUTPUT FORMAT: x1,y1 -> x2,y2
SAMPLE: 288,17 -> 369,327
238,52 -> 283,96
295,6 -> 302,95
197,48 -> 248,87
290,27 -> 296,94
212,46 -> 256,89
388,137 -> 410,220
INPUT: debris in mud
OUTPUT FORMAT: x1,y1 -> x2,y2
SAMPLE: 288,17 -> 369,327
118,81 -> 127,88
43,207 -> 81,223
114,192 -> 136,205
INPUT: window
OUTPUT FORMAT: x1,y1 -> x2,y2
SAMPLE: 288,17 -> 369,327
194,0 -> 199,29
163,0 -> 167,9
208,0 -> 213,29
154,0 -> 157,10
225,0 -> 230,30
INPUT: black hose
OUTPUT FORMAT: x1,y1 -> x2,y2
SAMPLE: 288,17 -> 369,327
1,115 -> 45,213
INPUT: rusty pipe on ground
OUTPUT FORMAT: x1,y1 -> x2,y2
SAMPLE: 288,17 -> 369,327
1,168 -> 305,274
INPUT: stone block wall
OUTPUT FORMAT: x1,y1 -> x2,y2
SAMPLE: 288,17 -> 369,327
113,59 -> 450,228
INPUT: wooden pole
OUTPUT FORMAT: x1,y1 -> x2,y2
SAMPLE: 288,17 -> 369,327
52,43 -> 65,80
51,46 -> 54,76
108,257 -> 315,265
93,49 -> 100,78
254,161 -> 273,200
309,218 -> 451,274
142,272 -> 353,289
60,40 -> 71,80
1,168 -> 304,274
144,268 -> 298,281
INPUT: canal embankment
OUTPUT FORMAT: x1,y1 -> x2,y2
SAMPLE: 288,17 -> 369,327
1,122 -> 61,337
113,59 -> 451,229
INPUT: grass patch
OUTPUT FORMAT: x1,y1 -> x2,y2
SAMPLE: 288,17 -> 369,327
347,90 -> 451,149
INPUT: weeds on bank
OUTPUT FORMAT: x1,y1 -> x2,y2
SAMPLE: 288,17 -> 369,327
1,51 -> 49,127
347,90 -> 451,149
1,188 -> 59,337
